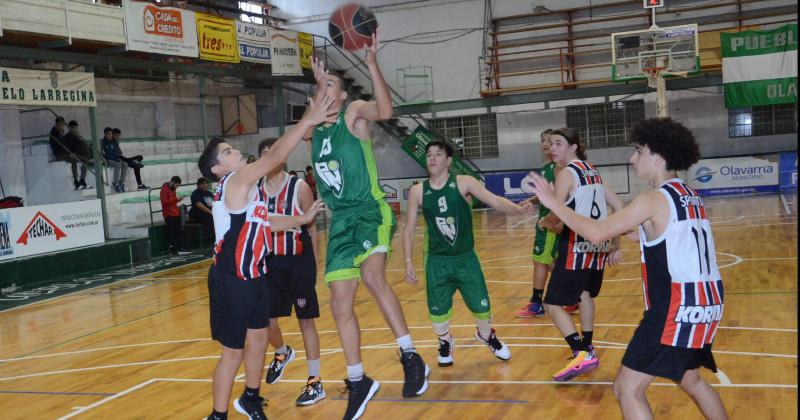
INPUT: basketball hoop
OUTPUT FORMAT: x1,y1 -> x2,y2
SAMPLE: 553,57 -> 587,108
644,67 -> 664,88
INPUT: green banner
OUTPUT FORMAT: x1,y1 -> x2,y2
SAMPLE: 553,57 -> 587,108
724,78 -> 797,108
401,125 -> 481,179
721,24 -> 797,108
721,24 -> 797,57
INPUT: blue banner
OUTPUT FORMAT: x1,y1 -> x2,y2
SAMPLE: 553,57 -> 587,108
779,151 -> 797,190
484,171 -> 534,204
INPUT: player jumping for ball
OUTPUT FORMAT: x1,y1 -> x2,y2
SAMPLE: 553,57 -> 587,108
307,32 -> 428,420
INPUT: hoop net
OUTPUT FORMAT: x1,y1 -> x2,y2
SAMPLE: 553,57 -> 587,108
644,67 -> 664,88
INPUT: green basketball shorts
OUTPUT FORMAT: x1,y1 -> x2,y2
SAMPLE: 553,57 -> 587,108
324,199 -> 396,283
424,250 -> 491,323
532,226 -> 559,265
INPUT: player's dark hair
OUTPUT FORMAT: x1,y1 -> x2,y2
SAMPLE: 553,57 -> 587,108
55,116 -> 65,124
257,137 -> 278,156
540,128 -> 553,139
170,176 -> 182,185
630,118 -> 700,171
425,140 -> 453,157
198,137 -> 226,181
551,127 -> 586,160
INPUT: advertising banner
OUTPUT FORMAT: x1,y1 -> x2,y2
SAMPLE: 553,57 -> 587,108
687,156 -> 779,196
298,32 -> 314,69
196,13 -> 240,63
0,200 -> 104,262
123,0 -> 198,57
236,20 -> 271,64
0,67 -> 96,107
779,151 -> 797,190
270,29 -> 302,76
484,171 -> 535,203
380,178 -> 426,212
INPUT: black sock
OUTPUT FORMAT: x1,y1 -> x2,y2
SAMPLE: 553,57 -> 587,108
531,288 -> 544,304
244,386 -> 260,401
582,330 -> 594,348
565,333 -> 587,352
210,410 -> 227,420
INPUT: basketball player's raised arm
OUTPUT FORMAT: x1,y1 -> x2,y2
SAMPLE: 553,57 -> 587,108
403,184 -> 423,285
297,180 -> 320,260
231,96 -> 336,193
269,200 -> 325,232
458,175 -> 526,215
354,32 -> 393,122
303,57 -> 329,140
528,173 -> 658,244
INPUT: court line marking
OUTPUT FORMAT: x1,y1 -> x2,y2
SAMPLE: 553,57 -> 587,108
2,336 -> 795,383
0,258 -> 213,314
1,322 -> 795,364
511,215 -> 538,229
56,378 -> 158,420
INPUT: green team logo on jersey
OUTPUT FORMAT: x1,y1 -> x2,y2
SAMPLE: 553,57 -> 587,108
316,136 -> 344,198
435,215 -> 457,245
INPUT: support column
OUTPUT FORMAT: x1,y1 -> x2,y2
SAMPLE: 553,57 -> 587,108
87,66 -> 109,239
274,81 -> 285,135
199,75 -> 209,146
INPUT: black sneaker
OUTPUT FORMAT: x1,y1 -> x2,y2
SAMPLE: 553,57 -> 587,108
73,179 -> 80,190
79,179 -> 88,189
342,375 -> 379,420
399,350 -> 429,398
475,328 -> 511,361
265,346 -> 295,384
233,394 -> 268,420
138,184 -> 150,190
437,337 -> 454,367
296,376 -> 326,406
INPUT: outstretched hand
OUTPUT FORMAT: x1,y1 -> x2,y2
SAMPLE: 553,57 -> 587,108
312,56 -> 328,85
366,29 -> 380,64
526,172 -> 558,210
303,95 -> 338,126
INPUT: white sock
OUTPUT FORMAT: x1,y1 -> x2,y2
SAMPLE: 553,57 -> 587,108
476,318 -> 493,340
396,334 -> 415,352
346,363 -> 364,382
276,344 -> 289,355
307,359 -> 321,378
432,321 -> 452,341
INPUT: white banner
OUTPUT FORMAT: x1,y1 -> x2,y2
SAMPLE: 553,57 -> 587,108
270,29 -> 302,76
687,156 -> 779,197
236,20 -> 271,64
123,0 -> 198,57
0,200 -> 105,262
381,178 -> 425,212
0,67 -> 96,107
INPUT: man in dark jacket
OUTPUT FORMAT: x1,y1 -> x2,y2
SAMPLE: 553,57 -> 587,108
113,128 -> 149,190
53,119 -> 92,190
102,127 -> 128,193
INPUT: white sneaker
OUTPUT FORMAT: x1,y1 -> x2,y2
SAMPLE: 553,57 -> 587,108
437,337 -> 454,367
475,328 -> 511,361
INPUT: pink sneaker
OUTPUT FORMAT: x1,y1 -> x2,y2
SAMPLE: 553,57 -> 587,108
515,302 -> 545,318
553,350 -> 599,382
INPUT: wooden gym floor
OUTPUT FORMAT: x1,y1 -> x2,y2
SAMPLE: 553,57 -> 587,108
0,192 -> 796,419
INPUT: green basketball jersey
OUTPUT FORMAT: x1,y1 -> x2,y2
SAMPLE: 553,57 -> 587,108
422,175 -> 473,256
310,109 -> 385,211
537,161 -> 557,219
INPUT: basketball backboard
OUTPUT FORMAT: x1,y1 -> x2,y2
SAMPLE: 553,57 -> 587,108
611,24 -> 699,81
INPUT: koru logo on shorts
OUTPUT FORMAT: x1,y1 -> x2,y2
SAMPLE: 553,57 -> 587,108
363,240 -> 373,250
481,298 -> 488,307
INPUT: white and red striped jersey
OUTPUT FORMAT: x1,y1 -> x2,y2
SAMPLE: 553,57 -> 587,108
265,174 -> 308,256
558,160 -> 611,271
212,172 -> 272,280
639,179 -> 724,349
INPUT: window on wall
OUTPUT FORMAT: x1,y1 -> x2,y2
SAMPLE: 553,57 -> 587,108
565,100 -> 645,149
428,113 -> 498,159
239,2 -> 264,24
728,104 -> 797,138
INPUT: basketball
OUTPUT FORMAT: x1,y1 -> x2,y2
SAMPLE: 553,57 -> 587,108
329,4 -> 378,51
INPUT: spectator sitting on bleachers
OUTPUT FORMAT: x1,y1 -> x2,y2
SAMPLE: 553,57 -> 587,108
112,128 -> 149,190
59,120 -> 94,190
50,116 -> 85,190
189,177 -> 214,242
161,175 -> 189,255
102,127 -> 128,193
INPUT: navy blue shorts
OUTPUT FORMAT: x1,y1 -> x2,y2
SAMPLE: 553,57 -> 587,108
208,265 -> 269,349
